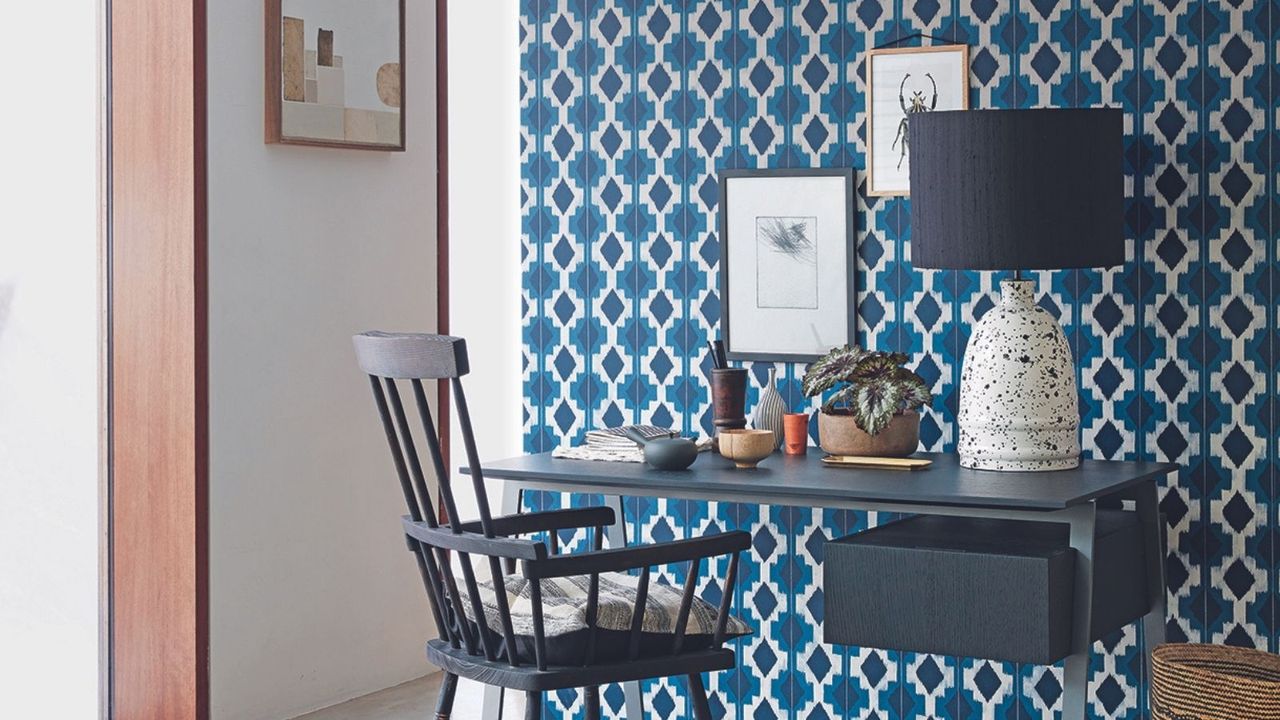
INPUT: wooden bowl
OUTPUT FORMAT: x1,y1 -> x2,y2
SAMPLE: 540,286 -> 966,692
719,429 -> 776,469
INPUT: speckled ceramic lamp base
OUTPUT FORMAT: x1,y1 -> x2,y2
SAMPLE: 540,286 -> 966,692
958,279 -> 1081,471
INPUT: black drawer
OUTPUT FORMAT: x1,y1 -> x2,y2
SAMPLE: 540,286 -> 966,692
823,510 -> 1148,665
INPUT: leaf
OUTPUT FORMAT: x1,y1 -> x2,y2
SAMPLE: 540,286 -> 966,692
850,352 -> 903,383
802,345 -> 867,397
897,372 -> 933,410
851,381 -> 904,435
823,384 -> 858,413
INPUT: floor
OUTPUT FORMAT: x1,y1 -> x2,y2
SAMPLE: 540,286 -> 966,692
292,673 -> 526,720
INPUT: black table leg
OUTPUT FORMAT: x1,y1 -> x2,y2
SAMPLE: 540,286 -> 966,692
1061,501 -> 1097,720
601,493 -> 643,719
1133,480 -> 1168,713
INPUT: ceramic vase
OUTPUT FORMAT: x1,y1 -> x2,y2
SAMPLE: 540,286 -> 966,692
752,368 -> 786,450
958,279 -> 1080,471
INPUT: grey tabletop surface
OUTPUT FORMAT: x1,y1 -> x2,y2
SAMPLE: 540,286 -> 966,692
465,452 -> 1178,511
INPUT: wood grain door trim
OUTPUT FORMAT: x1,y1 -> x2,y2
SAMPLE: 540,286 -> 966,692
106,0 -> 208,718
107,1 -> 450,715
436,0 -> 451,516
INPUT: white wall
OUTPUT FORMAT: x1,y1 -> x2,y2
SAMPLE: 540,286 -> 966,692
0,3 -> 101,718
435,7 -> 524,710
207,2 -> 437,719
448,0 -> 523,523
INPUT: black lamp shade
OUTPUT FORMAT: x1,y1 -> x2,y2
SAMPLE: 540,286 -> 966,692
908,108 -> 1125,271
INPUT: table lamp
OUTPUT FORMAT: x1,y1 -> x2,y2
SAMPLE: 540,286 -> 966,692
908,108 -> 1124,471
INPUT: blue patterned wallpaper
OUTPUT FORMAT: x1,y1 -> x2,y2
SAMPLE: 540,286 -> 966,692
518,0 -> 1278,717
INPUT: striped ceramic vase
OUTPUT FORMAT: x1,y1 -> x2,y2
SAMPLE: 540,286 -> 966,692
752,367 -> 786,451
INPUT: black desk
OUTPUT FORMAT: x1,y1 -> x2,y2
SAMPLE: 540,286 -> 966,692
469,451 -> 1176,720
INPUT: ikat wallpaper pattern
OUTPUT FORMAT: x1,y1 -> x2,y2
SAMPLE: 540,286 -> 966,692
518,0 -> 1278,717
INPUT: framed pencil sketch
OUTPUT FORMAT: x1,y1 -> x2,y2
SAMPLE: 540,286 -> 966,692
866,44 -> 969,196
265,0 -> 406,150
718,169 -> 857,363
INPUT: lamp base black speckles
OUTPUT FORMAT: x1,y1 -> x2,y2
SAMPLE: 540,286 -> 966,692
958,280 -> 1081,472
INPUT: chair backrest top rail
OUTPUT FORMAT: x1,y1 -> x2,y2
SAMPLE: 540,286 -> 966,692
354,331 -> 470,379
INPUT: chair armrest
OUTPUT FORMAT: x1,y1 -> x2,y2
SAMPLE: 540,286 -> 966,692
524,530 -> 750,579
452,506 -> 616,537
402,518 -> 548,561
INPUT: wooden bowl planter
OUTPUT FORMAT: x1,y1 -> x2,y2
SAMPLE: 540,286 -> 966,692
801,346 -> 932,459
818,410 -> 920,458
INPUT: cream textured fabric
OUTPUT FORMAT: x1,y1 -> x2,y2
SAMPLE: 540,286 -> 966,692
459,570 -> 751,639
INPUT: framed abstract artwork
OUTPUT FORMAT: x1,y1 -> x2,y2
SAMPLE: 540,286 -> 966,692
865,44 -> 969,196
265,0 -> 405,150
718,169 -> 857,363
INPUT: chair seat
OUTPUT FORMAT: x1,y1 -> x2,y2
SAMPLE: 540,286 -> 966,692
455,570 -> 752,666
425,639 -> 738,692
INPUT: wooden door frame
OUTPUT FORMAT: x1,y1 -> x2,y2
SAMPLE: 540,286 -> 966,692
105,1 -> 449,717
436,0 -> 451,510
106,0 -> 208,717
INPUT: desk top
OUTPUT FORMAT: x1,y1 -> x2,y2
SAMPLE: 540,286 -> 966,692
469,452 -> 1178,512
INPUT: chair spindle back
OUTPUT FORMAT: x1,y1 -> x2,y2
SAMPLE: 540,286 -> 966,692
356,332 -> 519,663
356,331 -> 747,676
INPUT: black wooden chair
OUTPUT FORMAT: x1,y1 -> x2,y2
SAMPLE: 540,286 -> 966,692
354,331 -> 751,719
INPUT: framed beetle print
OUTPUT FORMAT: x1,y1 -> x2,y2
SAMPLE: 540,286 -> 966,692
866,44 -> 969,196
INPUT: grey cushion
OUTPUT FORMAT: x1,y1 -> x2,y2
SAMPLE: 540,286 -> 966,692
458,571 -> 752,665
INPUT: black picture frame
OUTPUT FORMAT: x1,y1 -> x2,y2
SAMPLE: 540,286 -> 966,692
718,168 -> 858,363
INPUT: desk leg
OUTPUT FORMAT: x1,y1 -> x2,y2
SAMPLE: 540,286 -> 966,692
499,482 -> 523,573
480,482 -> 524,720
481,684 -> 504,720
602,493 -> 628,548
600,493 -> 644,719
501,479 -> 523,516
1134,481 -> 1167,714
1062,502 -> 1097,720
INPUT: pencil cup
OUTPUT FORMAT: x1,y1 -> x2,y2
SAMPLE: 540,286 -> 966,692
711,368 -> 748,433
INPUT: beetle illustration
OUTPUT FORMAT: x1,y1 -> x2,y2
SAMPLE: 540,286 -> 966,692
891,72 -> 938,169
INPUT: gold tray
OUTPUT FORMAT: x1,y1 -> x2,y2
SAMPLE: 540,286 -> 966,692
821,455 -> 933,471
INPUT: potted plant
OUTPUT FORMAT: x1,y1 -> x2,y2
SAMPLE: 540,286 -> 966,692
801,346 -> 933,457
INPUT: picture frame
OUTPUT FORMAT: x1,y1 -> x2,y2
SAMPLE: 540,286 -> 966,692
718,169 -> 857,363
265,0 -> 406,151
866,44 -> 969,196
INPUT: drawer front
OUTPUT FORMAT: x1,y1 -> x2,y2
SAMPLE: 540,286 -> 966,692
823,510 -> 1150,665
824,541 -> 1074,665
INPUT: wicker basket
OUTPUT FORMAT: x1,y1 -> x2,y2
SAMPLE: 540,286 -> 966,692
1151,643 -> 1280,720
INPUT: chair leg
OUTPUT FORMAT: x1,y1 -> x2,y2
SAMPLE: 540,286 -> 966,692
584,686 -> 600,720
433,672 -> 458,720
688,673 -> 712,720
524,691 -> 542,720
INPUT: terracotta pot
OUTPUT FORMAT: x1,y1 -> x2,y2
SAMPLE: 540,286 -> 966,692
782,413 -> 810,455
818,410 -> 920,458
